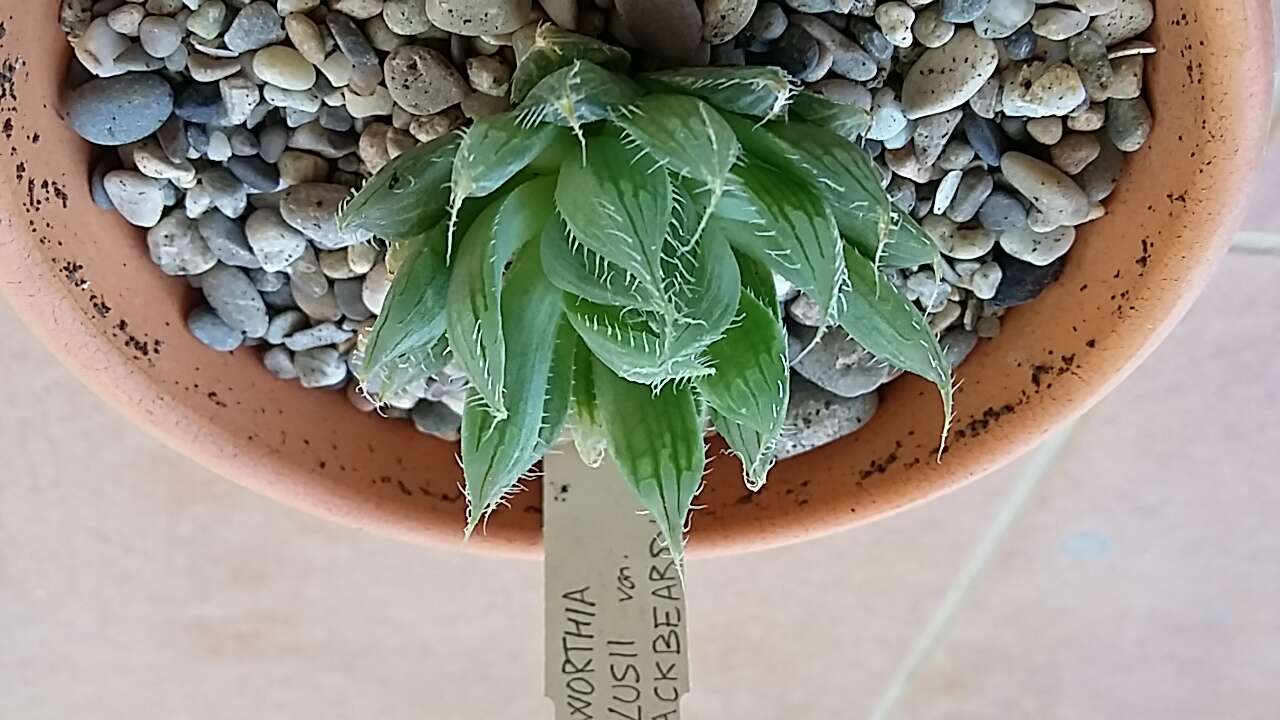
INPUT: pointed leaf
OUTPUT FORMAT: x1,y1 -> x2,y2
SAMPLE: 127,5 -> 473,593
564,299 -> 711,385
517,60 -> 640,132
697,289 -> 788,436
734,249 -> 781,318
592,357 -> 706,565
541,213 -> 650,308
788,91 -> 870,143
838,246 -> 953,450
639,66 -> 796,121
363,335 -> 450,404
714,154 -> 847,321
614,94 -> 740,196
556,134 -> 674,315
569,337 -> 607,467
763,120 -> 939,269
446,178 -> 556,417
357,224 -> 449,381
450,113 -> 567,251
664,216 -> 741,361
338,132 -> 460,238
511,25 -> 632,104
713,410 -> 777,493
462,241 -> 565,534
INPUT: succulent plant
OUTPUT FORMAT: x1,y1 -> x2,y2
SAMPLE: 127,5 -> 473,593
338,25 -> 953,563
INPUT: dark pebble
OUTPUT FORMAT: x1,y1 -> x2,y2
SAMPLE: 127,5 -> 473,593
978,189 -> 1028,230
156,115 -> 189,164
989,253 -> 1066,309
941,0 -> 991,24
770,25 -> 821,79
187,124 -> 210,155
174,82 -> 227,124
738,1 -> 788,47
227,156 -> 281,192
326,12 -> 379,67
67,72 -> 174,146
1003,24 -> 1037,61
963,112 -> 1005,166
90,154 -> 121,210
849,19 -> 893,65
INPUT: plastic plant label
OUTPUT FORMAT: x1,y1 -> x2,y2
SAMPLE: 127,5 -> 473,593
544,448 -> 690,720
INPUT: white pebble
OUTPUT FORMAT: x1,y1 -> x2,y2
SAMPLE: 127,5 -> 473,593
875,2 -> 917,48
969,262 -> 1003,300
999,226 -> 1076,265
254,45 -> 317,91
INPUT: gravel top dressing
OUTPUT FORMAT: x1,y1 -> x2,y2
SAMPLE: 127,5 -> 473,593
59,0 -> 1154,505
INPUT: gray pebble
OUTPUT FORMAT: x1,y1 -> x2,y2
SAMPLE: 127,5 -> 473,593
412,401 -> 463,441
251,269 -> 288,292
284,322 -> 355,351
227,155 -> 281,191
265,309 -> 309,344
1106,97 -> 1152,152
198,211 -> 260,268
849,19 -> 894,64
790,15 -> 877,82
139,16 -> 182,58
940,329 -> 979,369
188,304 -> 245,352
1075,137 -> 1123,201
90,155 -> 122,210
962,112 -> 1004,165
295,347 -> 348,388
978,188 -> 1027,230
614,0 -> 704,65
288,122 -> 359,158
245,208 -> 309,271
68,73 -> 174,146
262,346 -> 300,380
280,183 -> 363,250
946,169 -> 994,223
941,0 -> 990,23
201,263 -> 270,337
262,284 -> 299,309
1002,23 -> 1037,60
774,377 -> 880,460
105,170 -> 169,227
384,45 -> 468,115
790,325 -> 898,398
334,278 -> 374,321
326,11 -> 379,67
224,1 -> 285,53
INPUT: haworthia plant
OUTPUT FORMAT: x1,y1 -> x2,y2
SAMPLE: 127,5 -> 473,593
338,28 -> 954,564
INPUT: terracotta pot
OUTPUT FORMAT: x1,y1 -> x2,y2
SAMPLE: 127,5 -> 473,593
0,4 -> 1272,557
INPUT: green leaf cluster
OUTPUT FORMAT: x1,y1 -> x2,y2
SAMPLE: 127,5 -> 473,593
338,26 -> 952,563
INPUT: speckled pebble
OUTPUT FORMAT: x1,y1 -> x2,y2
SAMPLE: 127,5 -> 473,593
774,377 -> 879,459
901,28 -> 999,119
201,263 -> 270,337
1000,225 -> 1076,266
295,346 -> 349,388
68,73 -> 175,146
